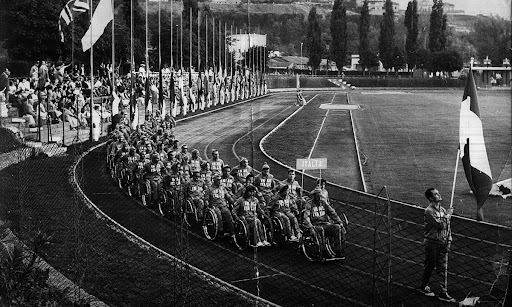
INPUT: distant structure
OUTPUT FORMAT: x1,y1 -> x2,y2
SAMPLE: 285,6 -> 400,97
355,0 -> 400,15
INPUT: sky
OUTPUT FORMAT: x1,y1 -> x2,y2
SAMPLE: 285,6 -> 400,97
394,0 -> 511,20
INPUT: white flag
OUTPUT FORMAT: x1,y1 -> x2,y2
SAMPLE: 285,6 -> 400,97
81,0 -> 113,52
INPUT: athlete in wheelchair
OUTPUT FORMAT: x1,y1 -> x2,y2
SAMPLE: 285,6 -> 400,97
143,153 -> 164,209
301,188 -> 347,262
159,161 -> 183,217
231,185 -> 271,250
270,185 -> 302,244
183,170 -> 206,226
203,173 -> 236,241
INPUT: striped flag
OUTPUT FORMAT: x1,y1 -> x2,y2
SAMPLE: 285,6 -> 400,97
81,0 -> 114,51
59,0 -> 89,42
459,70 -> 493,221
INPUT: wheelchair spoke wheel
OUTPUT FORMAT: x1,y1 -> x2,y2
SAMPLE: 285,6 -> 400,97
272,217 -> 286,246
202,208 -> 218,240
234,220 -> 249,251
158,191 -> 171,217
301,230 -> 323,262
183,200 -> 198,227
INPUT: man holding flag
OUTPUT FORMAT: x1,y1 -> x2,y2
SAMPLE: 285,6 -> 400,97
418,188 -> 456,303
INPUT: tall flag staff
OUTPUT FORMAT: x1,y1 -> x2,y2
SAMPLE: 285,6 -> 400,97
170,0 -> 173,70
180,0 -> 183,71
205,15 -> 208,71
197,9 -> 201,73
144,0 -> 149,118
213,17 -> 216,73
230,24 -> 233,78
158,0 -> 163,116
89,0 -> 94,140
111,0 -> 115,94
130,0 -> 134,125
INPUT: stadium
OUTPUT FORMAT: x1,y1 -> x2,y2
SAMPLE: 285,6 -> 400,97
0,0 -> 511,306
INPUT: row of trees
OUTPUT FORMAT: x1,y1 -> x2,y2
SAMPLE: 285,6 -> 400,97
307,0 -> 467,75
0,0 -> 510,76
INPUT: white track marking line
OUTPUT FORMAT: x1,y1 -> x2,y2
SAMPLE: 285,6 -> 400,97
307,94 -> 335,160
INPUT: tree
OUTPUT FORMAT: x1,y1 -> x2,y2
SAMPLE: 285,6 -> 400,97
391,46 -> 407,73
0,0 -> 65,61
415,48 -> 431,76
404,0 -> 419,71
378,0 -> 395,71
428,0 -> 447,53
469,16 -> 511,66
306,7 -> 323,74
358,0 -> 372,73
330,0 -> 348,73
429,49 -> 463,75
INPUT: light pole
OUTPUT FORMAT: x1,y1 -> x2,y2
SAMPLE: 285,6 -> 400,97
300,42 -> 303,75
503,58 -> 510,86
483,56 -> 491,87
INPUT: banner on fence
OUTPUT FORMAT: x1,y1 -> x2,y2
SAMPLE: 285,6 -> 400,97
296,158 -> 327,170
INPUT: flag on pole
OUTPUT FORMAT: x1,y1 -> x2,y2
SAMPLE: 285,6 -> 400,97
459,69 -> 493,220
59,0 -> 89,42
81,0 -> 114,52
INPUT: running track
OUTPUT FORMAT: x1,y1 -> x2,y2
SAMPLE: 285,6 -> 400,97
79,92 -> 512,307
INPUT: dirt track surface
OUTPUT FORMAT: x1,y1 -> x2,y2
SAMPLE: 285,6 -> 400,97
79,92 -> 506,306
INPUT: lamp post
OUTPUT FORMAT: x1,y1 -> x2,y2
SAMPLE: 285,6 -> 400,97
483,56 -> 491,86
300,42 -> 303,75
504,58 -> 510,87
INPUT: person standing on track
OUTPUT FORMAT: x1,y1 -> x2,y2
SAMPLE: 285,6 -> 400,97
418,188 -> 456,303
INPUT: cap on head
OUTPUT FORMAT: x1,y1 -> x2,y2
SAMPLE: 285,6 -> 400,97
262,163 -> 270,170
279,185 -> 289,194
239,157 -> 248,164
223,164 -> 231,170
310,188 -> 322,196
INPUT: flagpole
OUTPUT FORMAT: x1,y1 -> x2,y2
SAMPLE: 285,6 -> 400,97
230,24 -> 233,77
170,0 -> 173,70
130,0 -> 134,125
89,0 -> 94,141
197,9 -> 200,72
190,7 -> 192,72
205,15 -> 208,70
145,0 -> 149,119
180,0 -> 183,70
158,0 -> 163,115
111,0 -> 115,89
213,17 -> 215,72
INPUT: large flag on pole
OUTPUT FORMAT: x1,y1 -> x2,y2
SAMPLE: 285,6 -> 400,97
59,0 -> 89,42
459,69 -> 493,221
81,0 -> 114,52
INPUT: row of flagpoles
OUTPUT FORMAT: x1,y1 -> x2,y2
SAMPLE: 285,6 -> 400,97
58,0 -> 268,139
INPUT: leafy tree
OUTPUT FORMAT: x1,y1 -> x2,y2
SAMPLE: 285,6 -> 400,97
428,0 -> 447,52
0,0 -> 65,61
306,7 -> 323,73
378,0 -> 395,71
358,0 -> 377,73
468,16 -> 511,66
330,0 -> 348,73
415,48 -> 431,76
430,49 -> 463,75
391,46 -> 407,73
404,0 -> 419,71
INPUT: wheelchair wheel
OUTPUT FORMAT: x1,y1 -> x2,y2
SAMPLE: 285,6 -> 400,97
234,219 -> 249,251
301,229 -> 323,262
183,199 -> 199,227
340,212 -> 349,229
324,236 -> 336,259
202,208 -> 218,240
271,216 -> 286,246
158,191 -> 172,217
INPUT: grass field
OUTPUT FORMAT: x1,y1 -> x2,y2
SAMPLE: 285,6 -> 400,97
350,89 -> 512,226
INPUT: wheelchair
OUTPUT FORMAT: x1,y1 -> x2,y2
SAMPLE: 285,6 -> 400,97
233,217 -> 269,251
158,188 -> 180,218
182,197 -> 201,227
299,212 -> 348,262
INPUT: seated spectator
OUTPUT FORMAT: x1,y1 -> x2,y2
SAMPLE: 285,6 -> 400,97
62,103 -> 80,130
17,78 -> 31,92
